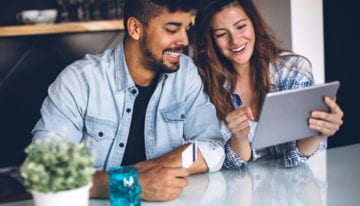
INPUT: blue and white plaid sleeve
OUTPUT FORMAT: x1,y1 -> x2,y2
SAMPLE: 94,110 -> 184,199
223,141 -> 249,168
269,138 -> 327,167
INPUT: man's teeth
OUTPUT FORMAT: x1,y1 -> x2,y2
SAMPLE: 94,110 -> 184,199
165,51 -> 181,57
230,44 -> 246,52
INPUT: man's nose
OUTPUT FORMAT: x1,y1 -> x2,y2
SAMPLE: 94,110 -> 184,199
177,29 -> 189,46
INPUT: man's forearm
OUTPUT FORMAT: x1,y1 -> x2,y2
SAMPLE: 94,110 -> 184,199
135,143 -> 208,174
89,144 -> 209,199
90,171 -> 110,198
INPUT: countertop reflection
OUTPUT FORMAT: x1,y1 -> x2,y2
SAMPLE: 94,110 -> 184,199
145,143 -> 359,206
147,157 -> 326,206
1,143 -> 359,206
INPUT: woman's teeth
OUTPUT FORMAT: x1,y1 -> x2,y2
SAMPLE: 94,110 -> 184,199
230,44 -> 246,52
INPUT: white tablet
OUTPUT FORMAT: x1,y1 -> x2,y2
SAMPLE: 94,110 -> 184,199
251,81 -> 340,150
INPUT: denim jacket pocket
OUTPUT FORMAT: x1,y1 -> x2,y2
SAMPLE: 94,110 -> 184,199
161,101 -> 187,122
161,101 -> 186,148
85,116 -> 117,142
84,116 -> 117,170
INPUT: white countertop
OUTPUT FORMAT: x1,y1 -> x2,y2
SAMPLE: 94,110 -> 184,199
1,143 -> 359,206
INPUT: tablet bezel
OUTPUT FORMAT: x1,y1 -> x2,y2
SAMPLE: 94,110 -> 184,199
251,81 -> 340,150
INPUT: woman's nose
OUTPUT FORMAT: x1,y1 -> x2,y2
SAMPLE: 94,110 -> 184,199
229,32 -> 239,45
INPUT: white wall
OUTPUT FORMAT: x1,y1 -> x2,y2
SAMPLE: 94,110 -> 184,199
253,0 -> 325,84
290,0 -> 324,84
253,0 -> 292,50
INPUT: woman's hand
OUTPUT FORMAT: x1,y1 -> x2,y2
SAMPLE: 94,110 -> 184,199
225,105 -> 255,141
225,106 -> 254,161
309,96 -> 344,137
298,97 -> 344,156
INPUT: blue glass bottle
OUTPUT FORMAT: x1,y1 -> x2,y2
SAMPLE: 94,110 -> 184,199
109,166 -> 141,206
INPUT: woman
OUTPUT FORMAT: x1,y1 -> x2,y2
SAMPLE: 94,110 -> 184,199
193,0 -> 343,168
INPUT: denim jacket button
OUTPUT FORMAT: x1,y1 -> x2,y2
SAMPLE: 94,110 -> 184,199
98,132 -> 104,137
126,108 -> 131,113
119,142 -> 125,147
180,114 -> 186,119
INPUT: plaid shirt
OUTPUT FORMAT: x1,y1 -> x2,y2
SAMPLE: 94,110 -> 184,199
223,54 -> 327,168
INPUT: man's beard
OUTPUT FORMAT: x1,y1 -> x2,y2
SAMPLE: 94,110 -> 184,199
140,34 -> 183,74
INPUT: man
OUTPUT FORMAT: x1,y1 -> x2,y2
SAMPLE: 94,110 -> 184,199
31,0 -> 225,202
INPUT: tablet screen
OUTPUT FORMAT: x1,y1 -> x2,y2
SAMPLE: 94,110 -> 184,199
251,81 -> 340,150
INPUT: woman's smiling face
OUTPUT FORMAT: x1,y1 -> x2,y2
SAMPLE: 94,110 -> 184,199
210,4 -> 255,68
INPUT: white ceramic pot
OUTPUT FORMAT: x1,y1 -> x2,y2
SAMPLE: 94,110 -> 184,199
31,183 -> 92,206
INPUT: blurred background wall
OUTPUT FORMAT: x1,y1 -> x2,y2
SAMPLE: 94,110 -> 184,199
0,0 -> 358,169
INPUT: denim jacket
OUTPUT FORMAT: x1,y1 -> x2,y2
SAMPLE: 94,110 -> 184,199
32,41 -> 225,172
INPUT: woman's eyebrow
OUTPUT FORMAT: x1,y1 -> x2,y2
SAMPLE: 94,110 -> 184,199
212,19 -> 247,32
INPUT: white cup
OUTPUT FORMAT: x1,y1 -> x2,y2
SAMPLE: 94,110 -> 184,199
16,10 -> 40,24
39,9 -> 58,20
16,9 -> 58,24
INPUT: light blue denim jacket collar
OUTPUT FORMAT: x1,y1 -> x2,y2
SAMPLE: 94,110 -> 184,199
114,42 -> 169,95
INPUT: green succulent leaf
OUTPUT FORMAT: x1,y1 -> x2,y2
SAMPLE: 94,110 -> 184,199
20,136 -> 95,193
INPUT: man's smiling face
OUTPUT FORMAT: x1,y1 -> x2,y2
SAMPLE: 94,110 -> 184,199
140,8 -> 193,73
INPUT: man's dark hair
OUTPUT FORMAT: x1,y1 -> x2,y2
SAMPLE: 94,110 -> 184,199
123,0 -> 195,36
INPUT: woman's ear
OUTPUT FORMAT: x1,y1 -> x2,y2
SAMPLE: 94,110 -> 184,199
127,17 -> 143,40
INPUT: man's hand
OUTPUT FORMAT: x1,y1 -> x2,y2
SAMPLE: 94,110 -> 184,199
139,165 -> 190,201
90,144 -> 207,201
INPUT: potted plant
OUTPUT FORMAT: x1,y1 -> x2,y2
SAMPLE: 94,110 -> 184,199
20,136 -> 95,206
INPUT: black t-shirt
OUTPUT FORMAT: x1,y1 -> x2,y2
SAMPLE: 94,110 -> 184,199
121,82 -> 157,166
